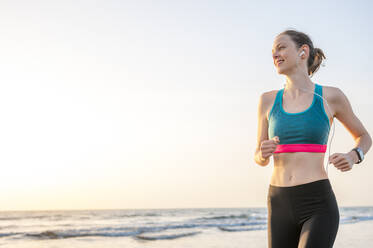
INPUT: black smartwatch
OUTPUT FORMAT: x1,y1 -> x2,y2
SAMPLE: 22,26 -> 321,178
351,147 -> 364,164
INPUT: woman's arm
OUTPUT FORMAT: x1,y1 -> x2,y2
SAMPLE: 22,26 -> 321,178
254,92 -> 271,166
330,87 -> 372,165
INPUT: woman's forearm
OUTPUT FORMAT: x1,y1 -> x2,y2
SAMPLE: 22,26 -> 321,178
254,150 -> 270,166
348,133 -> 372,164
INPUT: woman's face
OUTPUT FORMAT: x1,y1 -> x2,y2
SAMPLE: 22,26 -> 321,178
272,34 -> 304,75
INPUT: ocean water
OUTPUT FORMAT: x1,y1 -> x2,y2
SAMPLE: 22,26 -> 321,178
0,207 -> 372,247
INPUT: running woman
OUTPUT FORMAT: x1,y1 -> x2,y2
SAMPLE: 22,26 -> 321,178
254,29 -> 372,248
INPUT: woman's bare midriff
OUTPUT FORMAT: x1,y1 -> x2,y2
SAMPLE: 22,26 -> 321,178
270,152 -> 329,187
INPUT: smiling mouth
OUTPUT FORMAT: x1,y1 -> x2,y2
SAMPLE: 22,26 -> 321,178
277,60 -> 284,66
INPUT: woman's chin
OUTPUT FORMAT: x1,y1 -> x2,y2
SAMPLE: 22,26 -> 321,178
276,66 -> 288,75
276,68 -> 284,74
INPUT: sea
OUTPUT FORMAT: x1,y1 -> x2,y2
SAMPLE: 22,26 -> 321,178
1,207 -> 373,248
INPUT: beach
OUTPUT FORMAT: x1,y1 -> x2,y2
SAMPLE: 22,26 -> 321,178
118,219 -> 373,248
1,208 -> 372,248
2,221 -> 373,248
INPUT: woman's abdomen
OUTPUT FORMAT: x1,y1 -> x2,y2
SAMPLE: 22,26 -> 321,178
270,152 -> 328,186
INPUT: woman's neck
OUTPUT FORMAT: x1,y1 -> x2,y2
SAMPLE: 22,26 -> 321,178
284,75 -> 314,97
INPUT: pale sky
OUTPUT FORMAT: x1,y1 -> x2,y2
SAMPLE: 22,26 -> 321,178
0,0 -> 372,211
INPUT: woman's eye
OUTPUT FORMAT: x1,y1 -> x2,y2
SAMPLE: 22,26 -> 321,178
272,47 -> 284,55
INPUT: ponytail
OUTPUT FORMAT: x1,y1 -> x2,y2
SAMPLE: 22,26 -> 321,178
308,47 -> 326,77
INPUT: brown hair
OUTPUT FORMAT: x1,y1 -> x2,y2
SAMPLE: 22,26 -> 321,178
278,29 -> 326,77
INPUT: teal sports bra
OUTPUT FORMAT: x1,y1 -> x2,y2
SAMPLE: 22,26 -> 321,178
268,83 -> 331,153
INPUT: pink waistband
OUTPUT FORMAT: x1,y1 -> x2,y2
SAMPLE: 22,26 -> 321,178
274,144 -> 327,153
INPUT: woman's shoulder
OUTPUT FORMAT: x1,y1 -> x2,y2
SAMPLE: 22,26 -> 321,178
319,83 -> 345,103
261,89 -> 281,100
259,89 -> 282,120
319,83 -> 351,119
261,89 -> 282,108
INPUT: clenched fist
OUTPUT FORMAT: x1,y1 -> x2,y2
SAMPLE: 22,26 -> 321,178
260,136 -> 280,161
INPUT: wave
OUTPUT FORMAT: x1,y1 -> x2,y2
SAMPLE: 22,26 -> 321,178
218,225 -> 266,232
340,215 -> 373,224
0,214 -> 68,221
16,220 -> 267,240
0,232 -> 22,238
135,231 -> 201,241
194,213 -> 254,221
112,213 -> 159,218
25,229 -> 143,239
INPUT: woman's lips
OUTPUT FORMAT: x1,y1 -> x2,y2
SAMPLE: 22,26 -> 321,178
277,60 -> 284,66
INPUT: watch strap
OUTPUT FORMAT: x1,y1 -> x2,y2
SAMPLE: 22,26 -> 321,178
352,147 -> 362,164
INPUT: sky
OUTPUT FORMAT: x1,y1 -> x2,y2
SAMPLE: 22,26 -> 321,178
0,0 -> 372,211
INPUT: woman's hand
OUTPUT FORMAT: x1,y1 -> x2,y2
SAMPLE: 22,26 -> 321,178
328,153 -> 354,172
260,136 -> 280,161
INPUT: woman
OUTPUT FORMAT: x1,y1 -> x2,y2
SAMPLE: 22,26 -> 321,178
254,29 -> 372,248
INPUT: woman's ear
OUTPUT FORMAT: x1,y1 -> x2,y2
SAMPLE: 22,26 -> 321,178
300,44 -> 310,58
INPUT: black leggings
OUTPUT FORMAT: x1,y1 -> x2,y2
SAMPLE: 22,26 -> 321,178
267,179 -> 339,248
